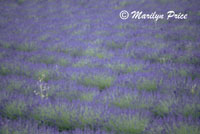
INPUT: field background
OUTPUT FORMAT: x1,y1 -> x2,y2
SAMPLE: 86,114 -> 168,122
0,0 -> 200,134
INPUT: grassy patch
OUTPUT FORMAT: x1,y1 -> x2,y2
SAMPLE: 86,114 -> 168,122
152,101 -> 172,117
5,79 -> 23,92
107,115 -> 148,134
34,69 -> 52,82
168,123 -> 200,134
76,74 -> 115,91
112,94 -> 133,109
0,64 -> 11,76
32,104 -> 101,131
0,41 -> 11,48
17,0 -> 25,5
32,105 -> 76,131
29,55 -> 56,65
0,63 -> 30,76
137,79 -> 158,92
80,92 -> 96,102
106,63 -> 143,74
73,59 -> 91,68
58,58 -> 69,66
182,104 -> 200,118
84,47 -> 111,59
107,41 -> 124,50
3,101 -> 27,119
15,42 -> 37,52
55,90 -> 80,102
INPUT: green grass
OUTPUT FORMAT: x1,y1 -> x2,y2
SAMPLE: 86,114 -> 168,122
34,69 -> 51,82
0,63 -> 31,76
29,55 -> 56,65
0,64 -> 11,76
107,115 -> 148,134
17,0 -> 25,5
182,104 -> 200,118
58,58 -> 69,66
73,59 -> 91,67
55,90 -> 80,102
107,41 -> 124,50
6,80 -> 23,92
3,101 -> 27,119
15,42 -> 37,52
80,92 -> 96,102
0,41 -> 11,48
168,123 -> 200,134
152,101 -> 172,117
32,105 -> 76,131
31,104 -> 101,131
77,74 -> 115,91
84,47 -> 111,59
112,94 -> 133,109
106,63 -> 133,74
137,79 -> 158,91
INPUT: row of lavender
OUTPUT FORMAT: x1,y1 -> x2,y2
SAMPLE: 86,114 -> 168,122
0,0 -> 200,133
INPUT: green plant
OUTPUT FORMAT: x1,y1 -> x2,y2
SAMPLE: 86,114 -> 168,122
34,69 -> 50,82
58,58 -> 69,66
112,94 -> 133,109
17,0 -> 25,5
32,105 -> 77,131
152,101 -> 171,117
73,59 -> 90,67
78,75 -> 115,91
107,115 -> 148,134
107,63 -> 136,74
182,104 -> 200,118
6,80 -> 23,92
107,41 -> 124,50
15,42 -> 36,52
168,123 -> 200,134
3,101 -> 27,119
137,79 -> 157,91
80,92 -> 96,102
0,64 -> 11,76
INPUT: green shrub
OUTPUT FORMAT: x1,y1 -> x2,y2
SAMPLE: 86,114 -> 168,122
107,115 -> 148,134
32,104 -> 101,131
34,69 -> 51,82
78,75 -> 115,91
178,69 -> 188,77
70,48 -> 84,58
58,58 -> 69,66
80,92 -> 96,102
17,0 -> 25,5
3,101 -> 27,119
29,55 -> 56,65
152,101 -> 171,117
55,90 -> 80,102
0,41 -> 10,48
0,65 -> 11,76
168,123 -> 200,134
137,79 -> 157,91
182,104 -> 200,118
84,48 -> 109,59
73,59 -> 91,67
6,80 -> 23,92
112,94 -> 133,109
32,105 -> 76,131
107,41 -> 124,50
15,42 -> 36,52
107,63 -> 133,74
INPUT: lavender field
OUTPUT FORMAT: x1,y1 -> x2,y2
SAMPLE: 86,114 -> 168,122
0,0 -> 200,134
